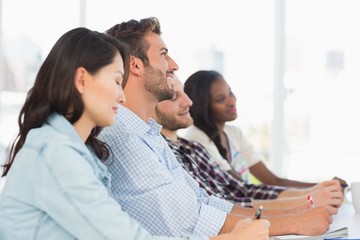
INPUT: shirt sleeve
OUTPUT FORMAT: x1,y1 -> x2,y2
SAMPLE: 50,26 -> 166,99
224,125 -> 263,167
179,161 -> 234,213
35,141 -> 205,240
106,134 -> 229,237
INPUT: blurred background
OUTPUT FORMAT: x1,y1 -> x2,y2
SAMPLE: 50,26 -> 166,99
1,0 -> 359,184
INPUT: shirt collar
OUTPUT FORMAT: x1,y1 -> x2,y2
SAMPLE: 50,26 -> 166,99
116,105 -> 163,135
47,112 -> 83,144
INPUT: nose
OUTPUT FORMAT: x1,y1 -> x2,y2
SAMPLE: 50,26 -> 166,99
117,87 -> 126,105
227,95 -> 236,106
167,55 -> 179,72
184,93 -> 193,107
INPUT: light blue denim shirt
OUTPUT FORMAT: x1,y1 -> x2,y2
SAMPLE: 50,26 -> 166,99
0,113 -> 208,240
98,106 -> 233,237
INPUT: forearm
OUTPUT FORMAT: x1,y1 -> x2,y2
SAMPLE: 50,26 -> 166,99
264,207 -> 331,236
275,178 -> 317,188
277,188 -> 312,198
252,197 -> 307,211
265,214 -> 298,236
230,205 -> 255,216
224,208 -> 304,236
218,213 -> 247,234
231,204 -> 300,217
249,162 -> 316,188
229,205 -> 331,236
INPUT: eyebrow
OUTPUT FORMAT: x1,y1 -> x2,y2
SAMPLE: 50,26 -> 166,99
160,47 -> 168,53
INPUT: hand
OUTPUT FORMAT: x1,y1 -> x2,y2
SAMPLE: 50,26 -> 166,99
332,176 -> 348,189
310,180 -> 344,214
212,218 -> 270,240
311,178 -> 348,192
291,206 -> 332,236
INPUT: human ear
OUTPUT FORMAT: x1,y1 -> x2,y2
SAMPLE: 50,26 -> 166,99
74,67 -> 87,94
130,55 -> 143,76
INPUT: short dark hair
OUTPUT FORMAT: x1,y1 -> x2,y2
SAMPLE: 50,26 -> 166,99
106,17 -> 161,67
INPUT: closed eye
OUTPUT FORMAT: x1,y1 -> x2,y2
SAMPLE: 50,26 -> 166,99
215,96 -> 225,103
170,91 -> 178,101
161,48 -> 168,56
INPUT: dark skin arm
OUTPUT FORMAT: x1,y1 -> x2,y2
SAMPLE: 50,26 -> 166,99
249,161 -> 316,188
249,161 -> 348,189
226,169 -> 244,181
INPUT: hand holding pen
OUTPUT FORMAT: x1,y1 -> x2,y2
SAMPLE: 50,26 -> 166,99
307,194 -> 317,209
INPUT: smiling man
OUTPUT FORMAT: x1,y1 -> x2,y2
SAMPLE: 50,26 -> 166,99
98,17 -> 333,238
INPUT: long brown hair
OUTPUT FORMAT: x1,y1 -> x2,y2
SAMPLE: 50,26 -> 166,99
2,27 -> 129,176
184,70 -> 228,159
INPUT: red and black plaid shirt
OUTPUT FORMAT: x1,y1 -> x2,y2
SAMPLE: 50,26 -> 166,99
165,136 -> 285,208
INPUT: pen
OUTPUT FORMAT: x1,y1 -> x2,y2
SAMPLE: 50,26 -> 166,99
307,194 -> 317,208
254,205 -> 263,219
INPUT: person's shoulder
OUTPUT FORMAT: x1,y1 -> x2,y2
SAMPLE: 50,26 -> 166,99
100,118 -> 129,136
224,124 -> 241,131
183,125 -> 207,139
38,127 -> 86,157
177,135 -> 198,148
15,125 -> 88,176
224,124 -> 246,141
98,116 -> 140,147
224,124 -> 244,135
25,124 -> 73,149
26,113 -> 85,151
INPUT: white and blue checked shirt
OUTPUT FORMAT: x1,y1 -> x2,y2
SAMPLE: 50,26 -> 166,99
99,106 -> 233,237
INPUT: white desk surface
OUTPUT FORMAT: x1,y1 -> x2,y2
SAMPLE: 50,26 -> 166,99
0,181 -> 359,237
332,201 -> 360,238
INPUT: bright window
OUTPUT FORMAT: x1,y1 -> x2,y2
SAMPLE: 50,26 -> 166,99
0,0 -> 357,184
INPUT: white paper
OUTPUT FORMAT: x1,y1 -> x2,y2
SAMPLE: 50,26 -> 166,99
269,226 -> 348,240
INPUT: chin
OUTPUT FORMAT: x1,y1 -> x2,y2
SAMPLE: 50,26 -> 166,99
107,119 -> 116,126
98,119 -> 114,127
227,116 -> 237,121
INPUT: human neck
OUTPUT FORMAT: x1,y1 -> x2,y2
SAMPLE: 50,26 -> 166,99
123,101 -> 156,122
161,128 -> 178,142
123,80 -> 158,122
73,116 -> 92,142
215,122 -> 226,132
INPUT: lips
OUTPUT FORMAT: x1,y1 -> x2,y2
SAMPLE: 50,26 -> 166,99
228,108 -> 237,114
178,111 -> 190,116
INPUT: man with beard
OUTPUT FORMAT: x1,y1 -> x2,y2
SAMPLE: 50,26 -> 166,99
98,17 -> 332,239
154,74 -> 343,209
98,17 -> 239,238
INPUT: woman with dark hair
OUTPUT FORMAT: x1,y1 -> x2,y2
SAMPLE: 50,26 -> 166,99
0,26 -> 133,239
183,70 -> 347,189
0,28 -> 269,240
